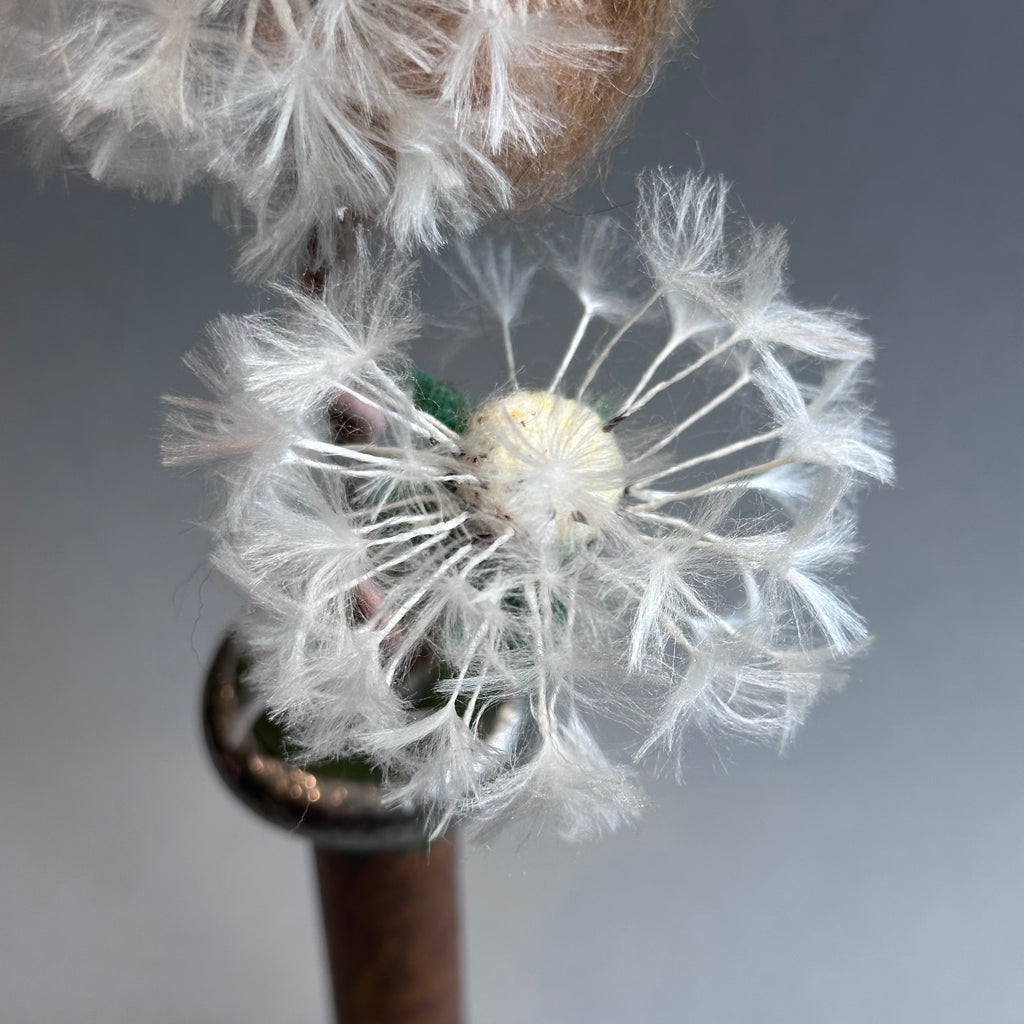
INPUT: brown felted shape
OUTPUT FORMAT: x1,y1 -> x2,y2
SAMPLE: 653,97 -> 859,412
498,0 -> 689,204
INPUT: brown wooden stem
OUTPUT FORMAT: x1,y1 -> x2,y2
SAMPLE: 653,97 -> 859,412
315,839 -> 463,1024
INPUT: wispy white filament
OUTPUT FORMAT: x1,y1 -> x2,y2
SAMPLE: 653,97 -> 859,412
165,175 -> 892,840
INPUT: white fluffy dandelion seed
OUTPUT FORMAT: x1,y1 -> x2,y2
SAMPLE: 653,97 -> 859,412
0,0 -> 688,278
166,175 -> 891,839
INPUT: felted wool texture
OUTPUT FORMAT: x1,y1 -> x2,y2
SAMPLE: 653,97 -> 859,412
497,0 -> 684,207
165,174 -> 892,841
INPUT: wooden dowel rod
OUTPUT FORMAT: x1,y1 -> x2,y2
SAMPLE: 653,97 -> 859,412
314,838 -> 462,1024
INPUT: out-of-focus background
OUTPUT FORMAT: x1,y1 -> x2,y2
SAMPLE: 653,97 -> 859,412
1,2 -> 1021,1021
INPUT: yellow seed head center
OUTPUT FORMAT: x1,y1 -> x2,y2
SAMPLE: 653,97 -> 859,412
460,391 -> 625,544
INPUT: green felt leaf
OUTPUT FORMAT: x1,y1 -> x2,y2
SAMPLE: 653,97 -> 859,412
408,369 -> 471,434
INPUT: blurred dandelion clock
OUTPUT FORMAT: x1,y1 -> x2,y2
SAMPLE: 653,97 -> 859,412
166,174 -> 891,839
0,0 -> 687,278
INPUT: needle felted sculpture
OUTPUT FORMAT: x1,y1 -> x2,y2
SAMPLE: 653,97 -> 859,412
165,174 -> 892,839
2,7 -> 892,1019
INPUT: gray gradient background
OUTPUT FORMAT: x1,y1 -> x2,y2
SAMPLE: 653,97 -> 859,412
1,2 -> 1022,1022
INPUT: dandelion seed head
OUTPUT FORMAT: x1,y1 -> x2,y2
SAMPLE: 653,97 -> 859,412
459,391 -> 625,545
166,174 -> 891,840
